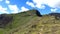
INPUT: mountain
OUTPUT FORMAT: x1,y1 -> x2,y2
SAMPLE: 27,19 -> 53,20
0,10 -> 60,34
49,13 -> 60,16
49,13 -> 60,20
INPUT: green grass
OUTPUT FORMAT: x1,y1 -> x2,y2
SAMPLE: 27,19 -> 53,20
0,10 -> 60,34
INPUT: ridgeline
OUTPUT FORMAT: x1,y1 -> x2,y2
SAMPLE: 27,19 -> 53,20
0,10 -> 60,34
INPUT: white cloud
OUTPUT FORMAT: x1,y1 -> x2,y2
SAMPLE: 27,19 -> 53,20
5,0 -> 10,4
26,1 -> 45,9
51,8 -> 58,12
32,0 -> 60,8
26,2 -> 35,7
8,5 -> 19,13
36,4 -> 45,9
8,5 -> 29,13
0,0 -> 3,2
20,6 -> 29,12
55,2 -> 60,8
32,0 -> 44,6
0,6 -> 9,14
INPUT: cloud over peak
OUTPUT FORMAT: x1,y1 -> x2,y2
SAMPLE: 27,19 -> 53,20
0,0 -> 60,14
26,0 -> 60,8
20,6 -> 29,12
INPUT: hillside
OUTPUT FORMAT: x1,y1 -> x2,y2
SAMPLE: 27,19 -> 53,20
0,10 -> 60,34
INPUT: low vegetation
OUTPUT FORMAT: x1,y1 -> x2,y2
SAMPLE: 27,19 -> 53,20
0,10 -> 60,34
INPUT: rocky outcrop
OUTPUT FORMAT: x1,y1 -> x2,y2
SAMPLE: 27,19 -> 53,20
36,10 -> 42,17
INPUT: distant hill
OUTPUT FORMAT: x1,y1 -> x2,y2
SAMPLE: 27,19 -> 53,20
49,13 -> 60,16
0,10 -> 60,34
49,13 -> 60,20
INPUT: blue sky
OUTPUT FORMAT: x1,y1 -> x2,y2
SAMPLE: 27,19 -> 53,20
0,0 -> 60,15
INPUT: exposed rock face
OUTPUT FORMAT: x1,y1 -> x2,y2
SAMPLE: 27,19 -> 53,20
36,10 -> 42,17
0,14 -> 13,28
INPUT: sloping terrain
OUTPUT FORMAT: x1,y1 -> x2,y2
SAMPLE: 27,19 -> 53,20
0,14 -> 13,28
0,10 -> 60,34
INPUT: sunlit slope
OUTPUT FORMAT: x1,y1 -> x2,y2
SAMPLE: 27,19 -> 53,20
9,15 -> 60,34
0,10 -> 37,34
0,10 -> 60,34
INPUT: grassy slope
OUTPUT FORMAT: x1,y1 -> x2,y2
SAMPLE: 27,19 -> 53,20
0,10 -> 60,34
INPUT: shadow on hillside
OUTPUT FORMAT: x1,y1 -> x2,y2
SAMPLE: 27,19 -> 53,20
0,14 -> 13,28
36,10 -> 42,17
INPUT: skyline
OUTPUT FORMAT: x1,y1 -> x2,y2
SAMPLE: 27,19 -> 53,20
0,0 -> 60,14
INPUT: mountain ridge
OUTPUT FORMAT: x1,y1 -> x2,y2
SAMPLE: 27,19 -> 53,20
0,10 -> 60,34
